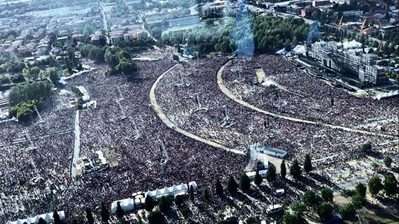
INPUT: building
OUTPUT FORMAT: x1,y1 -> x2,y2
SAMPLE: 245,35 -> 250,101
342,10 -> 363,17
109,31 -> 124,45
91,31 -> 105,45
330,0 -> 350,4
167,16 -> 200,28
301,6 -> 319,17
124,29 -> 148,41
308,40 -> 389,86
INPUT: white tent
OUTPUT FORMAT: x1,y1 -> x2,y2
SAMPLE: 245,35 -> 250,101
188,181 -> 198,191
111,198 -> 135,214
145,182 -> 198,199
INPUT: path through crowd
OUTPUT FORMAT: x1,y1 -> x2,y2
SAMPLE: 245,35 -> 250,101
150,64 -> 245,156
217,60 -> 397,139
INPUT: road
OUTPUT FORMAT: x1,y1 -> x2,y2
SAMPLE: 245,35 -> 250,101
99,2 -> 110,45
217,60 -> 396,139
149,64 -> 245,156
71,110 -> 81,179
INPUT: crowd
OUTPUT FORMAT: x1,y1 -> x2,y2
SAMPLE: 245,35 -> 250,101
0,107 -> 75,222
222,55 -> 399,136
0,53 -> 397,223
0,57 -> 247,223
154,56 -> 397,165
66,58 -> 246,219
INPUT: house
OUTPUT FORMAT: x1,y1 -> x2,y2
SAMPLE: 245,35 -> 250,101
301,6 -> 319,17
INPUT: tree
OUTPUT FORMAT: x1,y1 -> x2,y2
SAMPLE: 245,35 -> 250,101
215,179 -> 224,196
204,188 -> 210,202
355,183 -> 367,198
189,185 -> 195,201
88,46 -> 104,63
116,59 -> 137,76
145,195 -> 155,211
320,187 -> 334,202
290,159 -> 302,180
303,190 -> 321,208
254,170 -> 263,186
9,100 -> 37,122
100,203 -> 110,223
53,211 -> 62,224
38,218 -> 47,224
384,156 -> 393,168
104,48 -> 120,67
48,68 -> 59,84
227,175 -> 238,195
291,202 -> 306,217
116,202 -> 125,219
352,193 -> 366,209
148,211 -> 167,224
339,203 -> 356,220
8,81 -> 53,106
266,163 -> 277,183
158,196 -> 170,213
283,212 -> 298,224
368,176 -> 383,196
304,154 -> 312,173
361,143 -> 372,154
22,67 -> 31,81
240,173 -> 251,192
368,48 -> 374,54
281,160 -> 286,179
383,172 -> 398,196
318,202 -> 333,220
175,194 -> 184,206
85,208 -> 94,224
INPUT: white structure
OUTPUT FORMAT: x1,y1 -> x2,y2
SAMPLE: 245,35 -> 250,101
111,198 -> 135,214
330,0 -> 350,4
252,144 -> 287,158
76,86 -> 90,102
342,40 -> 362,49
274,189 -> 285,196
111,181 -> 198,213
246,170 -> 267,180
7,211 -> 65,224
266,204 -> 283,214
308,40 -> 389,85
145,182 -> 198,199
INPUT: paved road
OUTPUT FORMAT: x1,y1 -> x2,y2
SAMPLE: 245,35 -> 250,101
99,2 -> 110,45
217,60 -> 396,139
149,64 -> 245,156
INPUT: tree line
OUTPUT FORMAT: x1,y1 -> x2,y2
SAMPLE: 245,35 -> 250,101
80,44 -> 138,77
161,15 -> 309,56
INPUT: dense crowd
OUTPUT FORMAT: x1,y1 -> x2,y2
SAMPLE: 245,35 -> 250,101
155,56 -> 397,164
0,53 -> 397,223
0,57 -> 248,222
0,107 -> 75,222
222,55 -> 399,136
